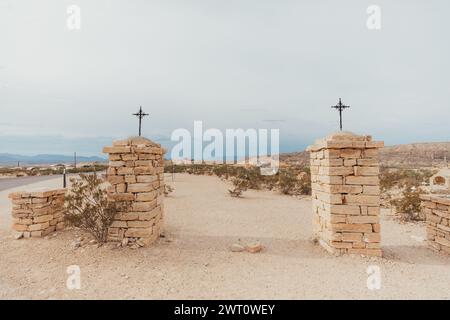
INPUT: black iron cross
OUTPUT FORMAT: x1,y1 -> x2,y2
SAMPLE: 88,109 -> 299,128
331,98 -> 350,131
133,106 -> 149,136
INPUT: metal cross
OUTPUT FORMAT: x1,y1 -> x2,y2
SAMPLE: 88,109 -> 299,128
331,98 -> 350,131
133,106 -> 149,136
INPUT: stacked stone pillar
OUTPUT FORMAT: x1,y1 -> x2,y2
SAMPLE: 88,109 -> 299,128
103,137 -> 165,247
420,195 -> 450,255
307,132 -> 384,257
9,188 -> 65,238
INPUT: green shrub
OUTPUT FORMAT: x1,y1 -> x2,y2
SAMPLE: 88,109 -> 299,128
390,187 -> 425,221
380,167 -> 435,191
64,174 -> 127,243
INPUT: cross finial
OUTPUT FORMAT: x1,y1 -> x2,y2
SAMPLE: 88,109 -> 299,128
133,106 -> 149,136
331,98 -> 350,131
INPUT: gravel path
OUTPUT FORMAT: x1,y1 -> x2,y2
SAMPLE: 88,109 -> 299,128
0,173 -> 449,299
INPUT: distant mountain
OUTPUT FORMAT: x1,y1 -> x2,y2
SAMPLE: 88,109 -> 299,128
280,142 -> 450,168
0,153 -> 107,165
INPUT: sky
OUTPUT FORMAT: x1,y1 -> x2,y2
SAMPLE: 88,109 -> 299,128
1,0 -> 450,156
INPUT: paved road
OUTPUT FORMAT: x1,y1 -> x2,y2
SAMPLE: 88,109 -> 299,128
0,175 -> 63,192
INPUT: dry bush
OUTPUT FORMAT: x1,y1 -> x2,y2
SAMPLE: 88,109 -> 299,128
380,167 -> 435,191
228,175 -> 250,197
64,174 -> 127,243
167,163 -> 312,196
390,186 -> 426,221
278,170 -> 310,195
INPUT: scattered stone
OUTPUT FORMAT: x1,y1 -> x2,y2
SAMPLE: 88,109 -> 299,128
230,243 -> 245,252
14,231 -> 24,240
246,242 -> 263,253
71,240 -> 81,249
121,238 -> 129,247
410,235 -> 425,242
136,239 -> 145,247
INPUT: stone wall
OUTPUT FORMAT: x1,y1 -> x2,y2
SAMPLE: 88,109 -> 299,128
8,189 -> 65,238
103,137 -> 165,247
420,194 -> 450,255
307,132 -> 384,257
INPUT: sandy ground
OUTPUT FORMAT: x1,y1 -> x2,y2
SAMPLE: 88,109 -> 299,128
0,173 -> 449,300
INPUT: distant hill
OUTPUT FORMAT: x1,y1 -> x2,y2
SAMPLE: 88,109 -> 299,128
0,153 -> 107,165
280,142 -> 450,168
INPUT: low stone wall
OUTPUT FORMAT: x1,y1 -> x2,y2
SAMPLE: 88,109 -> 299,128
9,189 -> 66,238
307,132 -> 384,257
103,136 -> 165,247
420,194 -> 450,255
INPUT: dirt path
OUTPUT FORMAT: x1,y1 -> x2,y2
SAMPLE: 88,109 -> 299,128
0,173 -> 449,299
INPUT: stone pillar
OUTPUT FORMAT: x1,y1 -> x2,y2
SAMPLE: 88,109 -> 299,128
103,137 -> 165,247
420,195 -> 450,255
8,188 -> 65,239
307,132 -> 384,257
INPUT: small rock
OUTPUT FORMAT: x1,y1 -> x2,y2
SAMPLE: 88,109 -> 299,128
246,242 -> 263,253
14,232 -> 24,240
159,232 -> 166,238
410,235 -> 425,242
230,243 -> 246,252
71,240 -> 81,249
136,239 -> 145,247
89,239 -> 97,244
121,238 -> 129,247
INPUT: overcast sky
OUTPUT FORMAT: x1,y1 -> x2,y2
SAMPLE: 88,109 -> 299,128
1,0 -> 449,156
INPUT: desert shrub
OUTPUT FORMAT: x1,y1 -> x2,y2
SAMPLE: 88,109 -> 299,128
277,169 -> 311,195
228,175 -> 249,197
64,174 -> 127,243
390,187 -> 425,221
67,164 -> 108,174
278,170 -> 298,194
380,167 -> 435,191
166,163 -> 312,196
